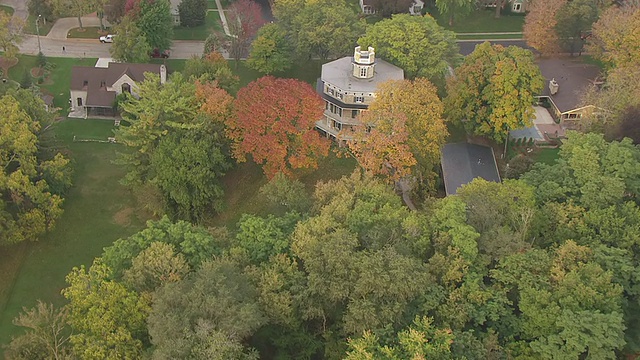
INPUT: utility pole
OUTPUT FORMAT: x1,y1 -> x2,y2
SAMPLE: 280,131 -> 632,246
36,15 -> 42,54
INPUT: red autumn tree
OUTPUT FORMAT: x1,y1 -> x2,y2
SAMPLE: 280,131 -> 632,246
230,76 -> 330,178
226,0 -> 266,62
348,110 -> 417,183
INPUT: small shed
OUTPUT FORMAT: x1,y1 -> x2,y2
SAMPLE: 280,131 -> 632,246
510,0 -> 527,13
441,143 -> 502,196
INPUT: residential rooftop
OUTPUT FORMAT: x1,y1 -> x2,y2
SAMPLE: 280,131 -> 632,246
441,143 -> 501,196
538,58 -> 602,113
321,56 -> 404,93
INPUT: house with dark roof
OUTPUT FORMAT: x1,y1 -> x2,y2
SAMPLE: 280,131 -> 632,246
316,46 -> 404,143
70,62 -> 166,118
536,58 -> 602,122
441,143 -> 501,196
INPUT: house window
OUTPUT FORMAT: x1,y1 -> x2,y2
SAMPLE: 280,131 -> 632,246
351,110 -> 359,118
513,3 -> 521,11
100,81 -> 106,88
122,83 -> 131,94
355,96 -> 365,103
360,67 -> 367,77
328,88 -> 335,96
337,92 -> 343,100
82,80 -> 88,87
77,97 -> 83,106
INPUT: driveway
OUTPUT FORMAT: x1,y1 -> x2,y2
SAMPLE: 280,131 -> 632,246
1,0 -> 27,21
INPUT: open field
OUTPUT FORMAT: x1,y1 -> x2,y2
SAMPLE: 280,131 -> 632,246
0,119 -> 147,349
430,8 -> 525,33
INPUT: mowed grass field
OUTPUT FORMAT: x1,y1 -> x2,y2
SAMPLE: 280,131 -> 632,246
0,119 -> 147,349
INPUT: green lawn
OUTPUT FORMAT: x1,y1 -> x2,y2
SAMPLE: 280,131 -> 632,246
230,59 -> 324,88
0,5 -> 13,15
430,8 -> 525,33
0,119 -> 147,350
8,55 -> 98,114
173,11 -> 222,40
67,27 -> 110,39
208,0 -> 217,9
23,14 -> 54,36
457,33 -> 523,40
533,148 -> 561,165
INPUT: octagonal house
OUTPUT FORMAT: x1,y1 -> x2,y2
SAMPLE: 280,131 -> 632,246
316,46 -> 404,144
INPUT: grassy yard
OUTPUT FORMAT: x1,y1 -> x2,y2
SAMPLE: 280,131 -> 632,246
173,11 -> 222,40
0,119 -> 147,350
210,150 -> 357,227
7,55 -> 98,114
23,14 -> 54,36
533,148 -> 561,165
0,5 -> 13,15
230,59 -> 324,88
208,0 -> 217,8
67,27 -> 110,39
430,8 -> 525,33
457,33 -> 523,40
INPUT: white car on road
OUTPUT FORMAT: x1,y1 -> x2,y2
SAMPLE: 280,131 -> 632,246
99,34 -> 115,43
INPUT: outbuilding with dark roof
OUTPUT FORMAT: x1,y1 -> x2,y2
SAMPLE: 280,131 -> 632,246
441,143 -> 501,196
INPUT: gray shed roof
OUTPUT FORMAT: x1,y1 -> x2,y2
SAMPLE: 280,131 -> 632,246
538,58 -> 601,113
441,143 -> 501,196
321,56 -> 404,93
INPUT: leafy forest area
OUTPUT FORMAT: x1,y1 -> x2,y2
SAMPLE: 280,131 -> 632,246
2,0 -> 640,358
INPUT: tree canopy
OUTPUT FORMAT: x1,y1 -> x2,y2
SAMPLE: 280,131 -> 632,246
588,3 -> 640,68
445,42 -> 544,142
358,14 -> 459,81
229,76 -> 330,178
0,94 -> 71,246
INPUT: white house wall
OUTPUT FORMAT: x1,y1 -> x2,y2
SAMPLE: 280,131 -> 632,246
69,89 -> 87,110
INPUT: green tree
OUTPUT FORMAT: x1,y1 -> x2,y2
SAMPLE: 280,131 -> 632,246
178,0 -> 207,27
358,14 -> 459,80
0,11 -> 24,60
62,261 -> 151,360
122,241 -> 190,293
445,42 -> 544,142
150,130 -> 231,221
183,52 -> 239,92
233,212 -> 301,264
291,0 -> 365,60
247,23 -> 294,74
5,301 -> 72,360
110,15 -> 151,63
148,258 -> 265,358
116,74 -> 233,219
0,95 -> 70,245
101,215 -> 228,279
345,317 -> 455,359
137,0 -> 173,50
555,0 -> 599,56
259,172 -> 312,213
50,0 -> 97,29
435,0 -> 475,26
28,0 -> 55,22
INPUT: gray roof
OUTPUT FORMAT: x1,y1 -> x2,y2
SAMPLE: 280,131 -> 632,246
538,58 -> 601,113
321,56 -> 404,93
441,143 -> 501,196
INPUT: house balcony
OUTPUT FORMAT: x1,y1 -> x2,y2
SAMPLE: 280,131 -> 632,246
316,116 -> 356,142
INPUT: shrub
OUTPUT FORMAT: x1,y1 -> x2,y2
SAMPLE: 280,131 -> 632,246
504,154 -> 535,179
36,52 -> 47,68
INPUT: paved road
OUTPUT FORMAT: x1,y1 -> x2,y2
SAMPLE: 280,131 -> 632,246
19,35 -> 207,59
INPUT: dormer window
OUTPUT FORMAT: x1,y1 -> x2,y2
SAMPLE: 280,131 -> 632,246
100,81 -> 106,87
83,80 -> 88,87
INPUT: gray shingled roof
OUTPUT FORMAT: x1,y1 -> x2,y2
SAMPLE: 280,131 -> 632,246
441,143 -> 501,196
538,58 -> 601,113
321,57 -> 404,93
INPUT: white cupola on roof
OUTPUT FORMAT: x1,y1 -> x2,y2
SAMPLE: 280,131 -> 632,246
352,46 -> 376,79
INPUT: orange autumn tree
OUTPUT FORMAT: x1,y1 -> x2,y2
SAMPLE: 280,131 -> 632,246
348,110 -> 417,183
230,76 -> 330,178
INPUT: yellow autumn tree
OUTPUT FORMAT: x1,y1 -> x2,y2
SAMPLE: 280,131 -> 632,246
523,0 -> 566,55
364,79 -> 448,186
348,110 -> 417,183
588,4 -> 640,68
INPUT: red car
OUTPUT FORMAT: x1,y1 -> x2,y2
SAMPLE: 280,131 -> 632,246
150,49 -> 170,59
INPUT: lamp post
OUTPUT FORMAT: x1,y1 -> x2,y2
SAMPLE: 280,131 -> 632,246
35,15 -> 42,54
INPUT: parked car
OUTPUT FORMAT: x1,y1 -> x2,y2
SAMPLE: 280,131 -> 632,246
99,34 -> 116,43
150,48 -> 170,59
